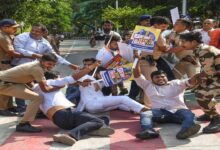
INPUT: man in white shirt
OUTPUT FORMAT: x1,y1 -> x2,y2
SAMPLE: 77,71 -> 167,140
133,60 -> 201,140
194,19 -> 214,44
12,23 -> 79,112
75,73 -> 148,114
96,35 -> 125,96
34,65 -> 114,146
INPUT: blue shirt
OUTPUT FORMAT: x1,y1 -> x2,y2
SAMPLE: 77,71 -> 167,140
12,32 -> 71,66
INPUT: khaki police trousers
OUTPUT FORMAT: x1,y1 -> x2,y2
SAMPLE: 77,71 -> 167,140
0,63 -> 13,110
0,83 -> 43,123
139,59 -> 157,107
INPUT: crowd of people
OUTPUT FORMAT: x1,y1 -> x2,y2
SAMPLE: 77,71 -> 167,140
0,14 -> 220,146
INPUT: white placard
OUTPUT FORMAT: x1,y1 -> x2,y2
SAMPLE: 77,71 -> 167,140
117,42 -> 134,62
170,7 -> 180,25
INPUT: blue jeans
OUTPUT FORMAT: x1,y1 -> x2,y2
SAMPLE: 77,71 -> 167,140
15,98 -> 26,111
140,108 -> 195,131
65,85 -> 80,105
53,107 -> 105,140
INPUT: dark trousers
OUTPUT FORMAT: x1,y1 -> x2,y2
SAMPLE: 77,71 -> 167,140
65,85 -> 80,105
156,57 -> 176,81
52,108 -> 104,140
128,80 -> 141,100
15,98 -> 26,111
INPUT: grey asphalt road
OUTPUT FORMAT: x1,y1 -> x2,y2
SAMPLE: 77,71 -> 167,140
55,39 -> 98,77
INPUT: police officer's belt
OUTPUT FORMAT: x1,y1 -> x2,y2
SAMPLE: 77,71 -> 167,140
1,60 -> 11,64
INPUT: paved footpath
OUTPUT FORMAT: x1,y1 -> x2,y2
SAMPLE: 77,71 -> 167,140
0,40 -> 220,150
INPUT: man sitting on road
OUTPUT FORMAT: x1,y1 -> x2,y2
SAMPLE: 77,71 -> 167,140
74,67 -> 149,114
133,60 -> 201,140
33,63 -> 114,146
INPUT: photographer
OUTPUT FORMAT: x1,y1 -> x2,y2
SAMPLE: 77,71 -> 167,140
89,20 -> 121,48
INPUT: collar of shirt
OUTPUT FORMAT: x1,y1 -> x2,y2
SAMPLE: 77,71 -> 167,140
29,34 -> 44,42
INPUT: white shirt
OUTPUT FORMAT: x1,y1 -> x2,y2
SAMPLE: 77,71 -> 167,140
135,75 -> 189,111
34,76 -> 75,114
76,75 -> 104,112
194,29 -> 214,44
12,32 -> 71,66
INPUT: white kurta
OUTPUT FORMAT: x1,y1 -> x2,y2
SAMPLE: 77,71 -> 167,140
76,75 -> 144,113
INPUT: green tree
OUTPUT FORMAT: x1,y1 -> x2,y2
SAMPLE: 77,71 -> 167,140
102,6 -> 165,30
0,0 -> 73,33
188,0 -> 220,20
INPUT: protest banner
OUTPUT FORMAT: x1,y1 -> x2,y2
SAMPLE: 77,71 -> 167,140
130,25 -> 161,53
100,65 -> 133,87
104,54 -> 129,69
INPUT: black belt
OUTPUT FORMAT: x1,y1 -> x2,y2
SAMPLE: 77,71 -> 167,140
1,60 -> 11,64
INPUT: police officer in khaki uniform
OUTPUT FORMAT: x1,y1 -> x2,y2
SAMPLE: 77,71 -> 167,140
180,31 -> 220,134
0,53 -> 61,132
0,19 -> 27,116
166,18 -> 200,79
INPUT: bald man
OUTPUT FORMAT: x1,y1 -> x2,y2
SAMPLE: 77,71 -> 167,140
194,19 -> 215,44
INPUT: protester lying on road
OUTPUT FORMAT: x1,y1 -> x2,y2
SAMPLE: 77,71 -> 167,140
33,67 -> 114,146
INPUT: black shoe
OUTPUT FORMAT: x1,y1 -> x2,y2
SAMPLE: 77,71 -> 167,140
135,129 -> 159,140
196,114 -> 211,121
0,110 -> 17,116
16,122 -> 42,133
176,124 -> 201,139
99,116 -> 110,126
8,107 -> 18,113
203,116 -> 220,133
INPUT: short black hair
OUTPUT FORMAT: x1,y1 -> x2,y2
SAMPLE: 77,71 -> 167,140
150,16 -> 171,26
40,52 -> 58,62
32,23 -> 47,33
179,31 -> 203,43
150,70 -> 167,79
83,58 -> 96,63
102,20 -> 114,26
44,71 -> 60,80
104,34 -> 121,45
176,18 -> 192,29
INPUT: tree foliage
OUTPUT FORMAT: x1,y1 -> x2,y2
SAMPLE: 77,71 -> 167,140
102,6 -> 166,30
1,0 -> 220,35
0,0 -> 73,33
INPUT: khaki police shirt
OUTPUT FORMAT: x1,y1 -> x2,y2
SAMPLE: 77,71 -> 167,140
0,61 -> 45,83
194,44 -> 220,76
166,30 -> 193,59
0,30 -> 14,62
